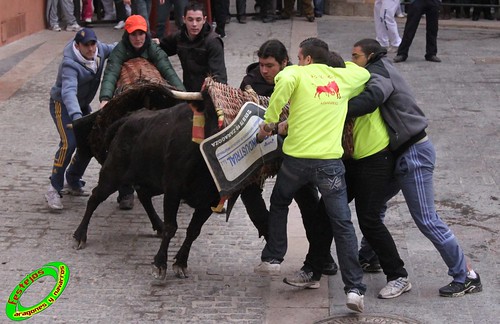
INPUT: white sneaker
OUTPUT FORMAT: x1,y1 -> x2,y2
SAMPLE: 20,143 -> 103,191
396,13 -> 405,18
45,185 -> 63,210
114,20 -> 125,29
51,24 -> 61,32
388,46 -> 399,54
84,18 -> 92,23
66,23 -> 82,32
378,277 -> 412,299
254,261 -> 281,275
346,288 -> 364,313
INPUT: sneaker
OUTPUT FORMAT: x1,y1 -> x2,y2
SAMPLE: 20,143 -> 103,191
114,20 -> 125,29
393,55 -> 407,63
61,184 -> 90,197
396,13 -> 405,18
346,288 -> 364,313
66,23 -> 82,32
387,46 -> 399,53
425,55 -> 442,63
378,277 -> 412,299
439,274 -> 482,297
84,18 -> 92,23
322,260 -> 338,276
254,260 -> 281,275
51,24 -> 61,32
118,194 -> 134,210
359,257 -> 382,273
45,185 -> 63,210
283,269 -> 320,289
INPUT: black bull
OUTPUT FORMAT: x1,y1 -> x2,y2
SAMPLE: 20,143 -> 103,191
72,82 -> 271,281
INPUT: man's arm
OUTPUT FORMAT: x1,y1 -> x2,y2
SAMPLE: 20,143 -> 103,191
348,72 -> 393,118
60,63 -> 83,120
206,37 -> 227,84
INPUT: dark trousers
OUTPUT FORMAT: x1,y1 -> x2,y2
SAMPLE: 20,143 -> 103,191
345,150 -> 408,281
398,0 -> 440,58
212,0 -> 229,37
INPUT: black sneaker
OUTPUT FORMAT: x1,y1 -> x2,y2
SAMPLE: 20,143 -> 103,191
322,260 -> 338,276
439,274 -> 482,297
359,257 -> 382,273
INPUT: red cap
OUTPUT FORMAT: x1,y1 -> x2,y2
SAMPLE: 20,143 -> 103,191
125,15 -> 148,33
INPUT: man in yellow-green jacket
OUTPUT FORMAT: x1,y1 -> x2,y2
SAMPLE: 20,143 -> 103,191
254,37 -> 369,313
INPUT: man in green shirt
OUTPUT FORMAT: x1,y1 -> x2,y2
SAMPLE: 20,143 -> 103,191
254,37 -> 369,313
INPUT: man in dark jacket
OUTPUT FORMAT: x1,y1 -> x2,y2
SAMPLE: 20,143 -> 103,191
348,38 -> 482,298
159,1 -> 227,91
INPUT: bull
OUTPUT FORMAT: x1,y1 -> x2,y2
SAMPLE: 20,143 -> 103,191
72,79 -> 273,281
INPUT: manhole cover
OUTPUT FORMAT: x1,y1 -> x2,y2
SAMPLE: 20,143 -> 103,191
314,314 -> 421,324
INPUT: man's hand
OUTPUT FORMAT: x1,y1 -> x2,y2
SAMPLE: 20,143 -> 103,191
256,122 -> 275,143
277,121 -> 288,136
152,38 -> 160,45
99,101 -> 108,109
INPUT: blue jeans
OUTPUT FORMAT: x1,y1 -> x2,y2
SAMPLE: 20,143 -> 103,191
395,139 -> 467,283
132,0 -> 152,29
313,0 -> 324,15
49,99 -> 91,192
156,0 -> 187,38
261,155 -> 365,293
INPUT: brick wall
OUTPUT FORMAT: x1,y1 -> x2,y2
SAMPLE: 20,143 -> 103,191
0,0 -> 46,46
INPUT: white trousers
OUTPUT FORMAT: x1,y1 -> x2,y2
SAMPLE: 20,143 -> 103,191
374,0 -> 402,47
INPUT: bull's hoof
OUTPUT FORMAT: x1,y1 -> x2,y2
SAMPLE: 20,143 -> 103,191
173,263 -> 189,279
72,238 -> 87,250
151,264 -> 167,285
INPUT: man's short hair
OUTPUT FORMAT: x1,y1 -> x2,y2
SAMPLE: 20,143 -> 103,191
299,37 -> 330,64
327,51 -> 346,68
353,38 -> 387,59
184,1 -> 206,17
257,39 -> 289,65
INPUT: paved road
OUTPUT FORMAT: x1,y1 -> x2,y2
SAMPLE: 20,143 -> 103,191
0,9 -> 499,324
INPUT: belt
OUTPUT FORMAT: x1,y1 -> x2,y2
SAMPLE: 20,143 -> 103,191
416,135 -> 429,144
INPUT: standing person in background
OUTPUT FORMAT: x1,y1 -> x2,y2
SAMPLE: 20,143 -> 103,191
99,15 -> 185,209
45,28 -> 115,210
124,0 -> 153,29
374,0 -> 402,53
348,38 -> 482,298
393,0 -> 441,63
280,0 -> 315,22
156,0 -> 187,38
236,0 -> 247,23
81,0 -> 94,23
212,0 -> 230,37
254,37 -> 369,313
159,1 -> 227,91
113,0 -> 130,29
47,0 -> 83,31
313,0 -> 324,17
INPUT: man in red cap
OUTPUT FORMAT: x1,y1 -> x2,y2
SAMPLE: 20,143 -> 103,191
99,14 -> 185,210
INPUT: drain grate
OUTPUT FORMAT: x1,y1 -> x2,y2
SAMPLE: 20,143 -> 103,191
315,314 -> 421,324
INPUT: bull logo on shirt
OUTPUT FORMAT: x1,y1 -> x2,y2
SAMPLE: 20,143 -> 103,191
314,80 -> 341,99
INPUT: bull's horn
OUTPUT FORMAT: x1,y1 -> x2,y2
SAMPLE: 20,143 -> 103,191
169,89 -> 203,100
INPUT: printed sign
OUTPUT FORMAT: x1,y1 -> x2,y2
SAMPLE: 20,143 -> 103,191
200,102 -> 282,196
5,262 -> 70,321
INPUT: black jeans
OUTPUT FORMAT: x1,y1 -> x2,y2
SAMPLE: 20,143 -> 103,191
345,150 -> 408,281
398,0 -> 440,58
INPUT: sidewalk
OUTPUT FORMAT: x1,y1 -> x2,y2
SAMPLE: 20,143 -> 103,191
0,10 -> 498,324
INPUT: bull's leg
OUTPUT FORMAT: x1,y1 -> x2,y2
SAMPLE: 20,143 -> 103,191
72,182 -> 117,250
173,206 -> 213,278
135,189 -> 163,236
151,195 -> 180,284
